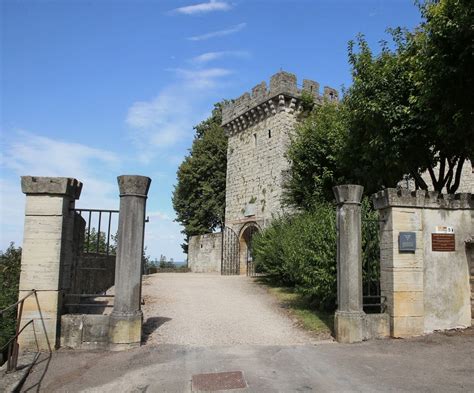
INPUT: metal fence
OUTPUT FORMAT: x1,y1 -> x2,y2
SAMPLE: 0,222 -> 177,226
0,290 -> 50,372
74,208 -> 119,255
362,218 -> 386,313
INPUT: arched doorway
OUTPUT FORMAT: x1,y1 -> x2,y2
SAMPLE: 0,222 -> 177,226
239,223 -> 260,276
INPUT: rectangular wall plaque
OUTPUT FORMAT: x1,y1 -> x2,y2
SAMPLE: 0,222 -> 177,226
399,232 -> 416,252
432,233 -> 455,252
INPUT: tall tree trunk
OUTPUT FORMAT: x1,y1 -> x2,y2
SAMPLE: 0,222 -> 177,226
447,157 -> 465,194
427,167 -> 440,191
411,171 -> 428,190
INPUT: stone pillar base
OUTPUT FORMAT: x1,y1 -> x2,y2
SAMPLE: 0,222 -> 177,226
108,312 -> 142,350
335,311 -> 365,343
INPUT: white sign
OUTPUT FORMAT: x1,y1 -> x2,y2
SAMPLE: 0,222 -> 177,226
434,226 -> 454,234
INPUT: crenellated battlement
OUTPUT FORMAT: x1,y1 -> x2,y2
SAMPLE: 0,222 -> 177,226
372,188 -> 474,210
222,71 -> 338,134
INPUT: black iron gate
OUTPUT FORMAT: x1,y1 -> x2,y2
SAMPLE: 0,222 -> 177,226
221,226 -> 239,275
362,218 -> 385,313
245,225 -> 259,277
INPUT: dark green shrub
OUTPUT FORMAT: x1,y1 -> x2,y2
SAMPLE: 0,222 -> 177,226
253,203 -> 337,309
253,198 -> 379,311
0,243 -> 22,351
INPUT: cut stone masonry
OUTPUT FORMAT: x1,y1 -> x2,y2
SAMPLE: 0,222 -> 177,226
222,71 -> 338,135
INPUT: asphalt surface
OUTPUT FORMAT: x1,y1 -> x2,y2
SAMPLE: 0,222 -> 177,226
22,328 -> 474,392
19,274 -> 474,392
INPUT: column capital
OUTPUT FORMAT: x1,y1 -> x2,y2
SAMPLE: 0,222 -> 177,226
333,184 -> 364,205
117,175 -> 151,198
21,176 -> 82,199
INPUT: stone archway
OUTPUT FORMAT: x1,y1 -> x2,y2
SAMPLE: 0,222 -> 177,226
238,222 -> 260,276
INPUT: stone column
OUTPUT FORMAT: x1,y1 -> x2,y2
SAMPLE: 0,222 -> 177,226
19,176 -> 82,350
333,185 -> 365,343
109,175 -> 151,350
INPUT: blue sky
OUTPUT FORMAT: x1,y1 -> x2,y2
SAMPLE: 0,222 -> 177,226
1,0 -> 422,260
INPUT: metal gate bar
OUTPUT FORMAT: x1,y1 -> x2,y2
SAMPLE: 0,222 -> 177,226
221,227 -> 239,275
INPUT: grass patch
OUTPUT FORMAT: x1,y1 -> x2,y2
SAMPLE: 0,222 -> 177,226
257,278 -> 334,337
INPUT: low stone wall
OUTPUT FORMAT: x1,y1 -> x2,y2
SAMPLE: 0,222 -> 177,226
61,314 -> 110,350
188,233 -> 222,273
373,189 -> 473,337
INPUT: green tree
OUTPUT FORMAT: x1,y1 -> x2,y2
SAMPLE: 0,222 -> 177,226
411,0 -> 474,192
0,243 -> 22,351
172,103 -> 228,253
284,101 -> 349,208
84,227 -> 117,254
344,0 -> 474,193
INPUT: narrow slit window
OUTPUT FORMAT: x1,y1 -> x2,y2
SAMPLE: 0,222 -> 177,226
253,133 -> 257,147
268,129 -> 272,138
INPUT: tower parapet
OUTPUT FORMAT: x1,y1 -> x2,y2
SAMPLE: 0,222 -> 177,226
222,71 -> 338,134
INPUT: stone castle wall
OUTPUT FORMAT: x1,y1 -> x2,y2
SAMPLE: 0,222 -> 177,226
222,71 -> 338,235
188,233 -> 222,273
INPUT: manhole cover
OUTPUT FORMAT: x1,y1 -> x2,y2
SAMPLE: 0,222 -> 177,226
192,371 -> 247,391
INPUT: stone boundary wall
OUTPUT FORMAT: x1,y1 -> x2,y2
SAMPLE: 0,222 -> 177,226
373,188 -> 473,210
373,188 -> 473,337
188,233 -> 222,273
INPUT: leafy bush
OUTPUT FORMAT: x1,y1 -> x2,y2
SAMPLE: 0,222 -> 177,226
0,243 -> 22,351
253,199 -> 379,311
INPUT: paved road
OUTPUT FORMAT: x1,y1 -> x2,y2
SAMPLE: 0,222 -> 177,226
21,273 -> 474,392
141,273 -> 319,346
23,329 -> 474,392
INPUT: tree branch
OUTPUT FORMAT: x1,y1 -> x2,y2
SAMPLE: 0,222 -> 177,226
448,157 -> 465,194
427,166 -> 439,191
411,171 -> 428,190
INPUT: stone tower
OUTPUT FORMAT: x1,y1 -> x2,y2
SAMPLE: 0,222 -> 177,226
220,71 -> 338,274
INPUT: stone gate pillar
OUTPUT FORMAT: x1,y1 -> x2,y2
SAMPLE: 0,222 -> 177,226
333,185 -> 365,343
109,175 -> 151,350
19,176 -> 82,350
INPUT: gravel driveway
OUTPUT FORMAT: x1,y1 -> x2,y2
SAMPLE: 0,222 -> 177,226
141,273 -> 318,346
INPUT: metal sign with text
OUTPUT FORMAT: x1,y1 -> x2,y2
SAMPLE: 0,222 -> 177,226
399,232 -> 416,252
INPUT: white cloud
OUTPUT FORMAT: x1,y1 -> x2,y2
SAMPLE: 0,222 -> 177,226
174,67 -> 233,88
190,50 -> 250,64
126,67 -> 232,161
188,22 -> 246,41
0,130 -> 188,260
1,131 -> 120,208
172,0 -> 231,15
0,131 -> 122,250
148,210 -> 172,221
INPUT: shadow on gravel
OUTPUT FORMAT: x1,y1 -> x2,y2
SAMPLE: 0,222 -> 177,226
142,317 -> 172,343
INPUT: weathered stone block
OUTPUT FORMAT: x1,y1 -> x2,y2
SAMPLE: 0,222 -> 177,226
60,314 -> 83,348
386,291 -> 424,317
364,313 -> 390,340
83,315 -> 110,347
335,311 -> 365,343
18,316 -> 57,351
21,176 -> 82,198
109,313 -> 142,350
20,290 -> 60,315
391,316 -> 424,337
25,195 -> 69,216
381,269 -> 424,292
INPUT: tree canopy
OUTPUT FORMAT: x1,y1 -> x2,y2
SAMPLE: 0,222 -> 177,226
284,101 -> 348,209
172,103 -> 227,253
285,0 -> 473,203
344,0 -> 474,193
